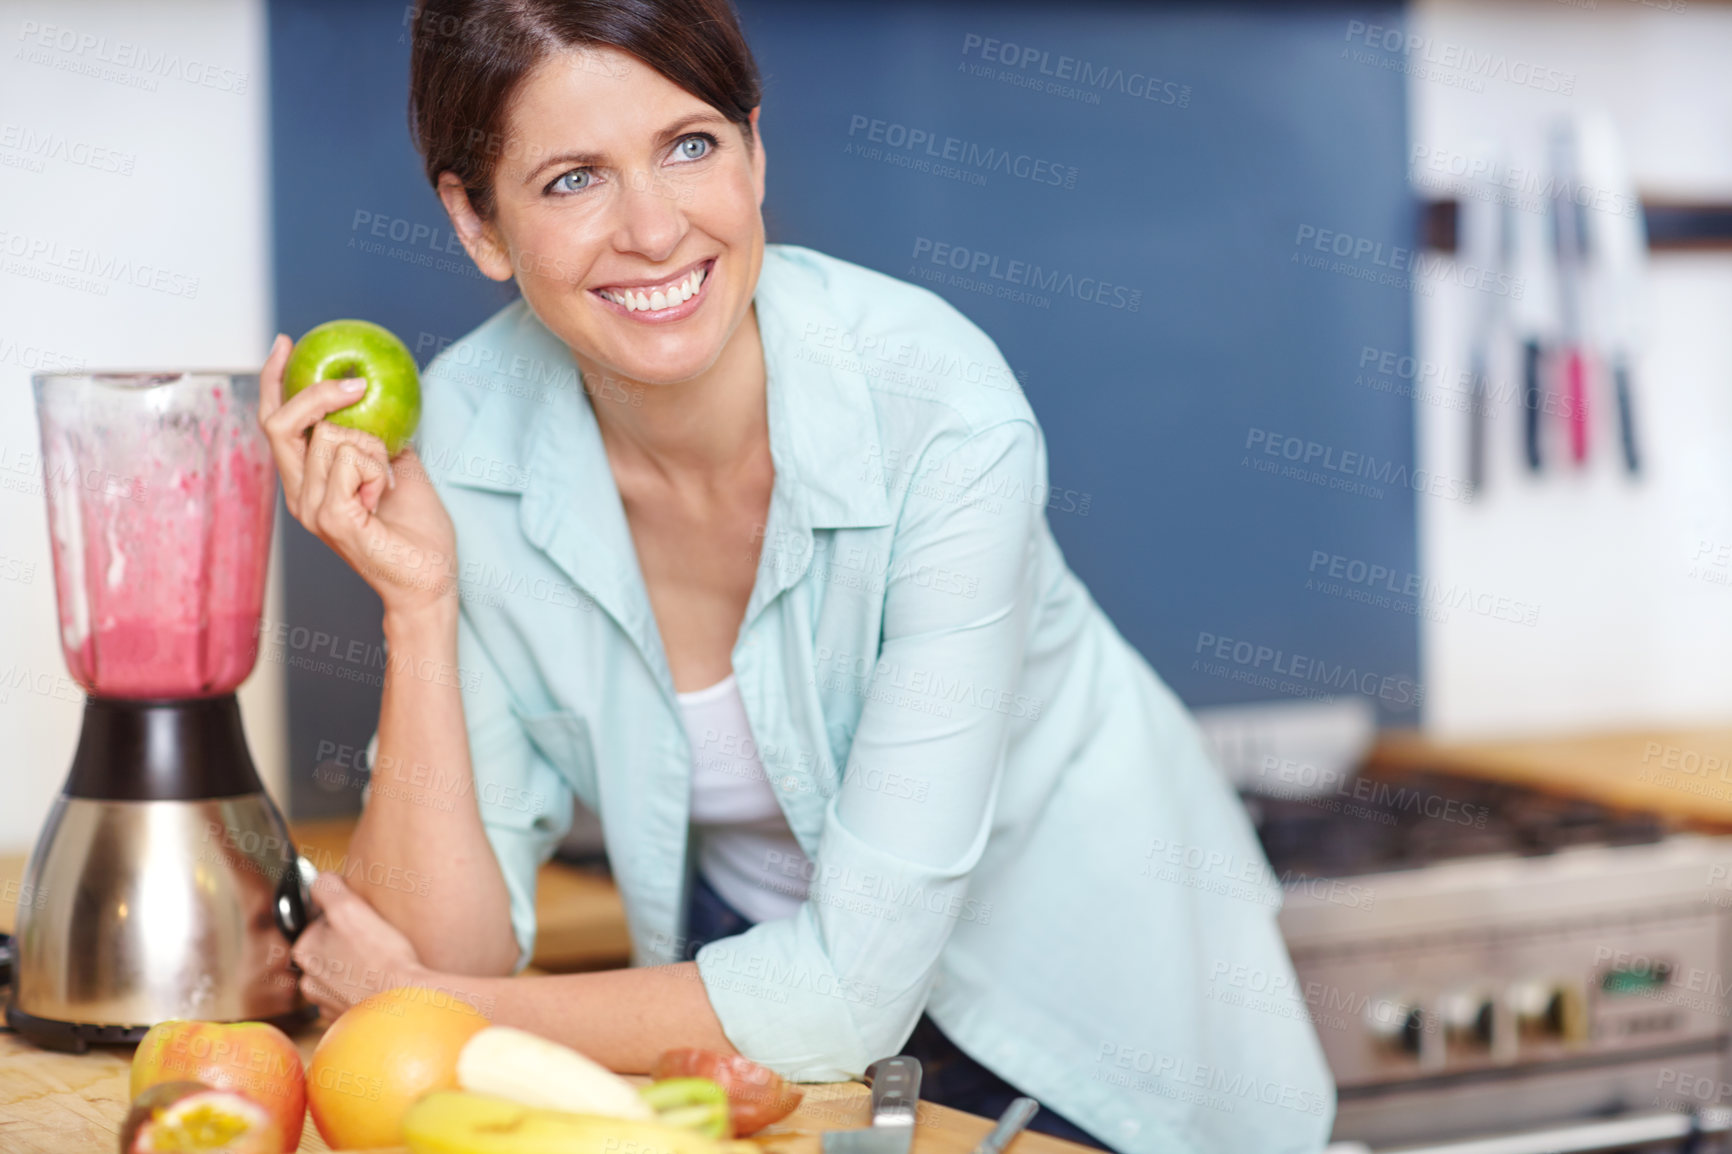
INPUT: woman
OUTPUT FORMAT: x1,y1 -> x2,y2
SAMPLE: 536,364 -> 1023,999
259,2 -> 1333,1151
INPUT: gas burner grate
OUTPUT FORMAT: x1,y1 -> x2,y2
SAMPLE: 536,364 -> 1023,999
1246,770 -> 1669,881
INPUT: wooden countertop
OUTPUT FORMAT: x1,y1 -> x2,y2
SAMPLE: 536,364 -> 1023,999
0,1027 -> 1088,1154
1371,726 -> 1732,828
0,818 -> 631,973
289,819 -> 632,973
1,818 -> 1089,1153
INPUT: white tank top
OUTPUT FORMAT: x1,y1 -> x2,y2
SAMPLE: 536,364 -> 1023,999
677,673 -> 811,923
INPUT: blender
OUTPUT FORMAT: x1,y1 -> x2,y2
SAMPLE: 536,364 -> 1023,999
1,371 -> 314,1052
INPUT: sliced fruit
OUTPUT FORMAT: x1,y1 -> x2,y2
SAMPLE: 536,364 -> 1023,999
120,1083 -> 282,1154
403,1090 -> 727,1154
121,1082 -> 211,1153
129,1020 -> 306,1152
456,1025 -> 654,1119
640,1077 -> 733,1139
650,1048 -> 805,1135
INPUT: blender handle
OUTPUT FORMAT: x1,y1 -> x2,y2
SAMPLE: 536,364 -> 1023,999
0,931 -> 12,991
273,854 -> 322,942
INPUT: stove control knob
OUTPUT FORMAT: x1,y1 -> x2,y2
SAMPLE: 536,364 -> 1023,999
1366,996 -> 1426,1054
1439,988 -> 1494,1045
1508,980 -> 1586,1042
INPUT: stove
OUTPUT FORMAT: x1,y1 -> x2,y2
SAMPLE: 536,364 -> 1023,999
1250,769 -> 1732,1152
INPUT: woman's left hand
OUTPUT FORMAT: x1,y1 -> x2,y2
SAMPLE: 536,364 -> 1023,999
291,872 -> 435,1018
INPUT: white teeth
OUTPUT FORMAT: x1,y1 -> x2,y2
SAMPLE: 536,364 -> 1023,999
600,263 -> 708,312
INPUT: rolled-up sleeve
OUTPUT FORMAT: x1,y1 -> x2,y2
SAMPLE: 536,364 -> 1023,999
695,417 -> 1043,1079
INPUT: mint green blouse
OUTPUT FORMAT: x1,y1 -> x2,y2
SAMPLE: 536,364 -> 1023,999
413,245 -> 1335,1154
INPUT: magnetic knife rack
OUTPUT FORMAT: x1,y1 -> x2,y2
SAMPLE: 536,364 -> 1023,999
1420,199 -> 1732,253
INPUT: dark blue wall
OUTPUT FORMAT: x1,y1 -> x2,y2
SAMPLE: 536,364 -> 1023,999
268,0 -> 517,817
735,2 -> 1420,721
269,0 -> 1418,817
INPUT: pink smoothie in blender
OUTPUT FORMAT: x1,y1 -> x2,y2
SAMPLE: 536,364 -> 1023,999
34,372 -> 275,698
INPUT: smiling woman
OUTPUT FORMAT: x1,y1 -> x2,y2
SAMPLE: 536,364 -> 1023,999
250,3 -> 1336,1154
412,0 -> 767,392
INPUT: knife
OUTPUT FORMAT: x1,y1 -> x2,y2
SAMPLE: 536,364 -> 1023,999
1458,139 -> 1508,497
1576,111 -> 1645,476
1509,159 -> 1557,474
972,1096 -> 1040,1154
1549,120 -> 1591,467
822,1056 -> 922,1154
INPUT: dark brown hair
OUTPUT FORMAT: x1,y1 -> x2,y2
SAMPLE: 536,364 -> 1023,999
408,0 -> 761,218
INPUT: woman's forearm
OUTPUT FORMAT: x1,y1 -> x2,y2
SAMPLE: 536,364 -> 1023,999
345,599 -> 519,975
408,963 -> 740,1072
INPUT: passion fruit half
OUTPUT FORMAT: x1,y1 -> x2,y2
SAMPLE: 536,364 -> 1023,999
120,1081 -> 283,1154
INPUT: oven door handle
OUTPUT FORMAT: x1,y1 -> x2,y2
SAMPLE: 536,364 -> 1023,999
1328,1108 -> 1732,1154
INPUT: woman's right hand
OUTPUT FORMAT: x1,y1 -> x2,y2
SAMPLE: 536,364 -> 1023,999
258,333 -> 460,620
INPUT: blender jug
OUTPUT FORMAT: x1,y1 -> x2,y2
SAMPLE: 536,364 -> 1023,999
3,372 -> 314,1051
38,372 -> 275,698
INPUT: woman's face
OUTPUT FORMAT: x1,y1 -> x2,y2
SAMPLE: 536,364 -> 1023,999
446,46 -> 765,388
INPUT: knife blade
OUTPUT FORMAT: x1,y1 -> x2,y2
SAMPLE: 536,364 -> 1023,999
1458,139 -> 1509,498
822,1056 -> 922,1154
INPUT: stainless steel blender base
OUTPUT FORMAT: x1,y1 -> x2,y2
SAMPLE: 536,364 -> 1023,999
6,792 -> 313,1051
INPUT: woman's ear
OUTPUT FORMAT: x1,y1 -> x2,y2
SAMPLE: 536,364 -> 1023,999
747,107 -> 766,207
437,173 -> 514,282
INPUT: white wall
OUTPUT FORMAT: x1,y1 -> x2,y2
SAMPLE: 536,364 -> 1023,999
0,0 -> 281,852
1409,0 -> 1732,738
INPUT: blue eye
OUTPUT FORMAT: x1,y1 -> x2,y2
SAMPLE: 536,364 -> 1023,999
549,168 -> 593,194
672,134 -> 715,162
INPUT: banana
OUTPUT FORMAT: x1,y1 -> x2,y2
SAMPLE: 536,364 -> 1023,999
455,1026 -> 655,1120
403,1091 -> 730,1154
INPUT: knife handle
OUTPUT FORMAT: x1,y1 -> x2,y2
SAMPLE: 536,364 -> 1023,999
1564,348 -> 1588,465
864,1057 -> 922,1125
974,1097 -> 1040,1154
1522,339 -> 1543,472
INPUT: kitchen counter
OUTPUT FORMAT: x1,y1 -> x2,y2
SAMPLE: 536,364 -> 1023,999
0,818 -> 632,973
1371,725 -> 1732,827
0,1026 -> 1089,1154
1,818 -> 1090,1153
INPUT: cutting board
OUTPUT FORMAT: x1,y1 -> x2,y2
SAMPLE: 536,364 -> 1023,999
0,1030 -> 1090,1154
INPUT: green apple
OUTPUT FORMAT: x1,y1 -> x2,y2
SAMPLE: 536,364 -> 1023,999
282,319 -> 421,455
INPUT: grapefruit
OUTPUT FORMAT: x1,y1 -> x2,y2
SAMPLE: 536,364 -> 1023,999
306,985 -> 489,1150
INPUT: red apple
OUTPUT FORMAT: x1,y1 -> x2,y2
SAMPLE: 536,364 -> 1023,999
131,1021 -> 305,1152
